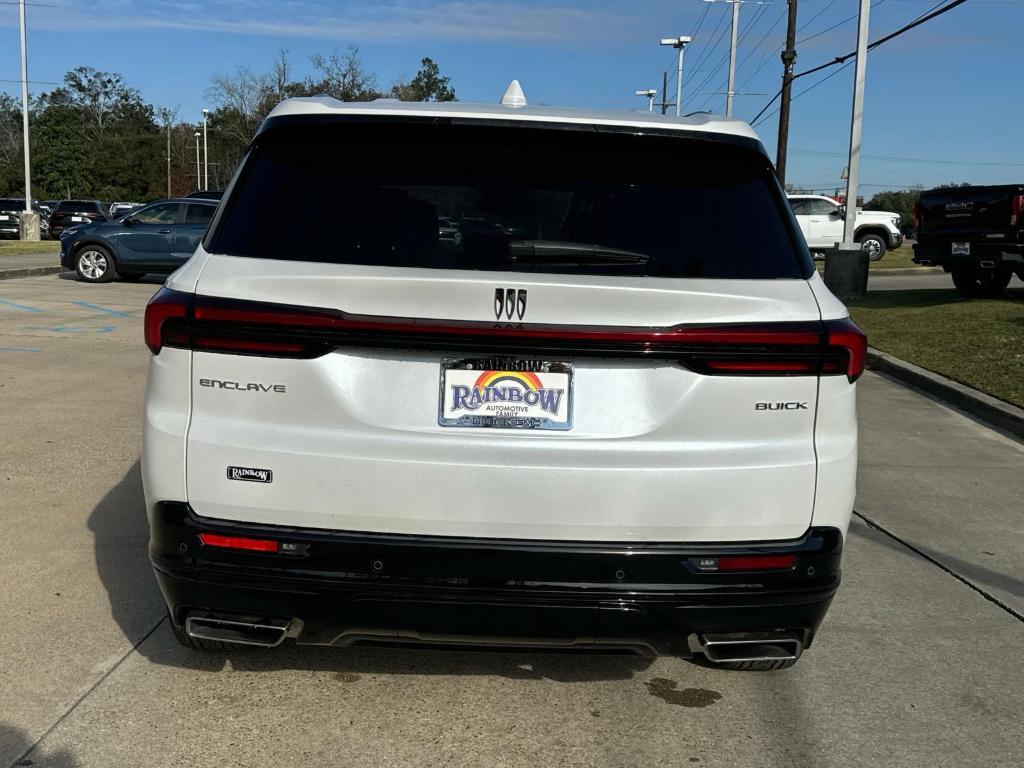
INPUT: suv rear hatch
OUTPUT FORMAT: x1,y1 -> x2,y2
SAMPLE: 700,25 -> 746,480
177,118 -> 849,543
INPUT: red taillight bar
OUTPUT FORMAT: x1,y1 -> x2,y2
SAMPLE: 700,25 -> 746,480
1011,194 -> 1024,227
198,532 -> 279,552
146,289 -> 867,381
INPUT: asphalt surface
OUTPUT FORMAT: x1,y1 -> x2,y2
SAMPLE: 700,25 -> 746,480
1,274 -> 1022,768
868,271 -> 1024,291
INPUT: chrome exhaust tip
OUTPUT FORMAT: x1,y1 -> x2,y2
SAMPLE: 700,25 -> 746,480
185,613 -> 291,648
688,632 -> 803,665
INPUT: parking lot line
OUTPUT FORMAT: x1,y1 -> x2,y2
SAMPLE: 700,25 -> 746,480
0,298 -> 44,313
69,301 -> 134,318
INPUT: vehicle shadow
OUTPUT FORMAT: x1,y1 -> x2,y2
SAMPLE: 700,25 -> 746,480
90,462 -> 654,682
0,722 -> 80,768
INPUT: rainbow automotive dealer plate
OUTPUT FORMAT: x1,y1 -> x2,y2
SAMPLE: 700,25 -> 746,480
439,358 -> 574,430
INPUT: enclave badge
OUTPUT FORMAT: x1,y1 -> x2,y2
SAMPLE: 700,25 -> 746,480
227,466 -> 273,483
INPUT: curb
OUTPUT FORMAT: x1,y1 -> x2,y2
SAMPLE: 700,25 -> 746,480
866,347 -> 1024,440
0,265 -> 66,280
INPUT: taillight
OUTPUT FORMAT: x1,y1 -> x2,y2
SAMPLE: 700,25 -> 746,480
1012,194 -> 1024,227
912,201 -> 920,230
198,532 -> 279,552
823,317 -> 867,382
145,292 -> 867,382
144,287 -> 190,354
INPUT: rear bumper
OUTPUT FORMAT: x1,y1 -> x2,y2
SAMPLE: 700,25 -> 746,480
913,240 -> 1024,269
150,502 -> 842,655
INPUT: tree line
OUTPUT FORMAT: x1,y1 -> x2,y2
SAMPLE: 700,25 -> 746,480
0,48 -> 455,201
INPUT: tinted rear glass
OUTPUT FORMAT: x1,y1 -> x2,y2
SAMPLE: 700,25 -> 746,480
56,201 -> 100,213
208,122 -> 809,279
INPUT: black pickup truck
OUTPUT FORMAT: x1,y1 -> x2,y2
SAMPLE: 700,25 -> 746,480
913,184 -> 1023,297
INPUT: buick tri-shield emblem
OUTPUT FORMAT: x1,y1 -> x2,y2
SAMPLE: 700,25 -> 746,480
494,288 -> 527,320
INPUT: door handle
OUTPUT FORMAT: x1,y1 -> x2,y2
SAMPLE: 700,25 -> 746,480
158,229 -> 172,234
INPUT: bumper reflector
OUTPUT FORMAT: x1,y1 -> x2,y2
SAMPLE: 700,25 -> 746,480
718,554 -> 797,571
198,532 -> 279,553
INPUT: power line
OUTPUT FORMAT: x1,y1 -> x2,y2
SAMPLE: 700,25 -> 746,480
749,0 -> 969,124
790,148 -> 1024,166
753,59 -> 852,126
797,0 -> 886,44
688,1 -> 771,112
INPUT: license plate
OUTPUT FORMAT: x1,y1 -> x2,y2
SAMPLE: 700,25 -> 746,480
0,215 -> 11,221
72,216 -> 87,222
952,242 -> 970,256
439,358 -> 573,430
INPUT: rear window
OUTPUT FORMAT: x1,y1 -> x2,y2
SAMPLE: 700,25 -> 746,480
0,199 -> 23,210
56,200 -> 101,213
208,121 -> 809,279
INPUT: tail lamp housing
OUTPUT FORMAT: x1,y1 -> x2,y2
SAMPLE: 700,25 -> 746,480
144,288 -> 867,382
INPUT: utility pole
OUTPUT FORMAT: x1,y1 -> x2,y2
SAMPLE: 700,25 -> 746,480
726,0 -> 740,116
194,132 -> 201,191
18,0 -> 39,240
660,71 -> 669,115
775,0 -> 799,185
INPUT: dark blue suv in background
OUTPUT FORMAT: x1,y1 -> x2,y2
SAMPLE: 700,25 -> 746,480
60,198 -> 218,283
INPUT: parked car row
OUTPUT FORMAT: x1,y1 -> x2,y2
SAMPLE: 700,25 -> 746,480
0,198 -> 50,238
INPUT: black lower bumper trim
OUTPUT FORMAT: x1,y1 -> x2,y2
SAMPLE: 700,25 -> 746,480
150,503 -> 842,656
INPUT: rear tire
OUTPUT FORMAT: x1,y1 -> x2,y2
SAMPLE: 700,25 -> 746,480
857,233 -> 887,261
74,245 -> 117,283
951,266 -> 1011,298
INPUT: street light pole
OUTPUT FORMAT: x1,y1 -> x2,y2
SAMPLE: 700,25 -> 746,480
166,120 -> 171,197
726,0 -> 740,116
659,36 -> 691,117
841,0 -> 871,247
17,1 -> 39,240
202,109 -> 209,191
635,89 -> 657,112
194,132 -> 201,191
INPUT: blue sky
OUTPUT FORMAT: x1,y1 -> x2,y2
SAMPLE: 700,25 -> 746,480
3,0 -> 1023,195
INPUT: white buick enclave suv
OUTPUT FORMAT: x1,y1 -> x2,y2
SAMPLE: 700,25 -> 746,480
143,95 -> 864,669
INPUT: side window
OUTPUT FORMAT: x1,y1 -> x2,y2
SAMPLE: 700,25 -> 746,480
788,199 -> 809,216
184,204 -> 215,226
133,203 -> 179,225
810,199 -> 838,216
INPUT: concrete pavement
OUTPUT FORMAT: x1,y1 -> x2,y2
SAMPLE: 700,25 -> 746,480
1,273 -> 1022,768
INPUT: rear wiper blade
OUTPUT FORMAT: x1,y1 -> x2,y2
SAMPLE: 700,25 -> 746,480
507,240 -> 652,264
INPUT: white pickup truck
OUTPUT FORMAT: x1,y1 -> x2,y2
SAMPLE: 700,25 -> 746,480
787,194 -> 903,261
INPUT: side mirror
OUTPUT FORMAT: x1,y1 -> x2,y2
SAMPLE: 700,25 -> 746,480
837,205 -> 847,218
